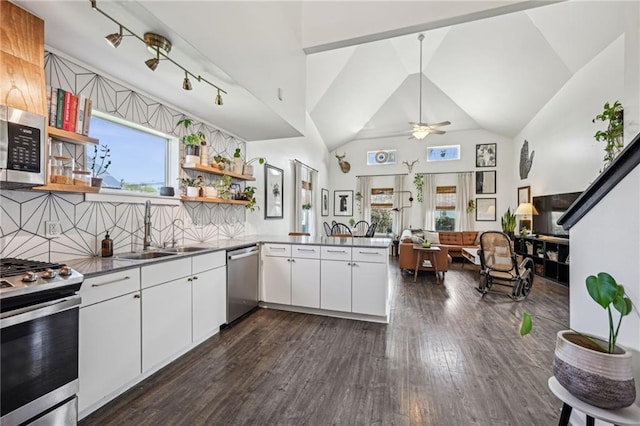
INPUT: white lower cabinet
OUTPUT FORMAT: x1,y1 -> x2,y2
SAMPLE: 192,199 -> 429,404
351,261 -> 387,316
142,276 -> 192,372
262,244 -> 320,307
320,259 -> 352,312
79,269 -> 141,413
291,257 -> 320,308
192,252 -> 227,342
262,255 -> 291,304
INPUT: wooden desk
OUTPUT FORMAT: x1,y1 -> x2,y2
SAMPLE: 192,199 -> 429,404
548,377 -> 640,426
412,245 -> 441,283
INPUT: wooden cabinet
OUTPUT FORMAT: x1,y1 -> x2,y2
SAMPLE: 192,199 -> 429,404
262,244 -> 320,308
191,251 -> 227,342
79,269 -> 141,413
514,236 -> 570,286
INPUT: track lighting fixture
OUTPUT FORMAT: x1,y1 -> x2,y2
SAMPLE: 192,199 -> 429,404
145,48 -> 160,71
105,25 -> 123,48
91,0 -> 227,104
182,72 -> 192,91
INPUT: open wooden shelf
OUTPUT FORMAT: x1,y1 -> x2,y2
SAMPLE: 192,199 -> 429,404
33,184 -> 100,193
181,163 -> 256,181
180,196 -> 249,205
48,126 -> 99,145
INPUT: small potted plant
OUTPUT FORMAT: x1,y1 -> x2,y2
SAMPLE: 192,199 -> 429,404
232,148 -> 244,174
178,177 -> 201,198
204,179 -> 218,198
243,186 -> 258,211
177,117 -> 205,165
218,175 -> 232,199
501,207 -> 516,239
212,154 -> 230,171
302,202 -> 312,210
243,156 -> 266,176
348,217 -> 356,227
88,144 -> 111,187
520,272 -> 635,409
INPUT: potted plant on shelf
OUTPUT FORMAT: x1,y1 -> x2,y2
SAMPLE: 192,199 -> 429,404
88,144 -> 111,188
592,101 -> 624,171
178,177 -> 201,198
243,186 -> 258,211
177,117 -> 205,165
243,156 -> 266,176
232,148 -> 244,174
204,179 -> 218,198
218,175 -> 232,199
520,272 -> 635,409
212,154 -> 231,171
501,207 -> 516,239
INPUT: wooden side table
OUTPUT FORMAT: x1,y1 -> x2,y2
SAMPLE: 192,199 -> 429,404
548,377 -> 640,426
412,245 -> 441,283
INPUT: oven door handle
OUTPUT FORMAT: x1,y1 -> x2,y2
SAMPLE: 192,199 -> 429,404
1,295 -> 81,329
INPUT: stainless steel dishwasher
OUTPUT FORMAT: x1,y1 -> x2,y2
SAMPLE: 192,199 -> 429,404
226,245 -> 259,324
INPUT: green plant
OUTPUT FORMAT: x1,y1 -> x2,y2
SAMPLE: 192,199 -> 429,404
213,155 -> 231,165
88,145 -> 111,177
466,199 -> 475,214
302,203 -> 312,210
245,157 -> 265,165
413,175 -> 424,203
348,218 -> 356,227
177,117 -> 206,146
177,177 -> 199,187
592,101 -> 624,168
233,148 -> 242,159
520,272 -> 632,354
243,186 -> 258,211
501,207 -> 516,234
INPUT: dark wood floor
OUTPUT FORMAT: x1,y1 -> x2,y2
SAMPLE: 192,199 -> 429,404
81,258 -> 569,426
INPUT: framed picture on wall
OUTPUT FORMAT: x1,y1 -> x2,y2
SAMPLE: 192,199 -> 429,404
265,164 -> 284,219
475,170 -> 496,194
321,188 -> 329,217
518,185 -> 531,205
476,198 -> 497,221
334,190 -> 353,216
476,143 -> 497,167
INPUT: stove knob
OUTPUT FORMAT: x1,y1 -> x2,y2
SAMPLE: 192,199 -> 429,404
59,265 -> 72,276
22,271 -> 38,282
41,268 -> 58,279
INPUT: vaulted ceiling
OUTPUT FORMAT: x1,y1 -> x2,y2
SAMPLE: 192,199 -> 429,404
15,1 -> 632,151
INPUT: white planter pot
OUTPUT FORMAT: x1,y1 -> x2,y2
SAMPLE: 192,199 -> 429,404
243,164 -> 254,176
185,155 -> 200,165
204,186 -> 218,198
186,186 -> 199,198
232,158 -> 244,174
553,330 -> 636,409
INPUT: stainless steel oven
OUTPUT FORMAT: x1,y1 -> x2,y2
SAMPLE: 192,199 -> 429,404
1,259 -> 83,426
0,105 -> 46,189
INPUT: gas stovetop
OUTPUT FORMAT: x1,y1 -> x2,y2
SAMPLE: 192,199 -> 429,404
0,258 -> 83,300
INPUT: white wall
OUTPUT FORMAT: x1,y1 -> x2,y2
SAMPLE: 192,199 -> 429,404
327,129 -> 513,233
245,113 -> 331,236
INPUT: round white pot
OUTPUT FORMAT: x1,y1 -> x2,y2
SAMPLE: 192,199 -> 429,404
204,186 -> 218,198
186,186 -> 199,198
185,155 -> 200,165
553,330 -> 636,409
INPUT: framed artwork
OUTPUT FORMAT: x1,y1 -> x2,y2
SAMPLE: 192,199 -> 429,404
321,188 -> 329,217
264,164 -> 284,219
518,185 -> 531,205
476,198 -> 497,221
334,190 -> 353,216
476,143 -> 497,167
366,149 -> 397,165
426,145 -> 460,162
475,170 -> 496,194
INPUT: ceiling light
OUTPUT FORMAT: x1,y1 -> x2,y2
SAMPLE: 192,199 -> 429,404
105,25 -> 123,48
182,72 -> 192,90
214,89 -> 223,106
90,0 -> 227,105
145,48 -> 160,71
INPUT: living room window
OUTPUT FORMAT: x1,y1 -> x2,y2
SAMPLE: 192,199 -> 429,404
370,187 -> 394,234
435,186 -> 456,231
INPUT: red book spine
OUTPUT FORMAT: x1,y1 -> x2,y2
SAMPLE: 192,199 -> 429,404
69,95 -> 78,133
62,91 -> 73,131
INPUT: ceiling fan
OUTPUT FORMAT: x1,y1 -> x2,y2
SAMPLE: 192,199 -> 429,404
409,34 -> 451,140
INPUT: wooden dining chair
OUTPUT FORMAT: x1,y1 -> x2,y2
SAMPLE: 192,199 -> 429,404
323,222 -> 332,236
330,223 -> 352,236
365,222 -> 377,237
353,220 -> 369,237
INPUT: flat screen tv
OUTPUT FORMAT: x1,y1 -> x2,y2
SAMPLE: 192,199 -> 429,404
532,192 -> 582,238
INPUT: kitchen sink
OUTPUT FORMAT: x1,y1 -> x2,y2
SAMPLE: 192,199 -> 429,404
115,251 -> 177,260
161,246 -> 210,253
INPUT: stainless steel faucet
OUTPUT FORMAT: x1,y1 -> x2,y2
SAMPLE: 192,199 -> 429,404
143,200 -> 152,250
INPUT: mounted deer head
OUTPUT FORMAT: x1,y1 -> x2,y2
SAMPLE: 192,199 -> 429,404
403,159 -> 419,173
335,153 -> 351,173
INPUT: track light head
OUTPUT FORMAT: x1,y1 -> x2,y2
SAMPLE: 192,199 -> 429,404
145,56 -> 159,71
105,25 -> 123,48
182,72 -> 192,91
214,89 -> 223,106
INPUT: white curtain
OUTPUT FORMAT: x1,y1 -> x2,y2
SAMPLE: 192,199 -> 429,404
456,172 -> 474,231
293,161 -> 303,232
309,169 -> 317,236
424,174 -> 437,230
356,176 -> 372,223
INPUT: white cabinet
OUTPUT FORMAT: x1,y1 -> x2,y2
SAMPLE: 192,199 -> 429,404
79,269 -> 141,413
262,244 -> 320,308
320,258 -> 352,312
191,251 -> 226,342
141,258 -> 192,372
351,261 -> 387,316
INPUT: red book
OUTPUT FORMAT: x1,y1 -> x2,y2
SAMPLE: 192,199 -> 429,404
69,95 -> 78,133
62,91 -> 73,131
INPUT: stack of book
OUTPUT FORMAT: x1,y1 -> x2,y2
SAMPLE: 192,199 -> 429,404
47,86 -> 92,136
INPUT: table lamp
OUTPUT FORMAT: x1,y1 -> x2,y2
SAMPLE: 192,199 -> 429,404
515,202 -> 539,233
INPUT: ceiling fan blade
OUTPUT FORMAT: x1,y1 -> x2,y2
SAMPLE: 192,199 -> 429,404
428,129 -> 446,135
427,121 -> 451,128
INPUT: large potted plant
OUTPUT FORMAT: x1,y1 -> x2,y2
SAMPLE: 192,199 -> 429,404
501,207 -> 516,239
592,101 -> 624,170
177,117 -> 205,165
88,144 -> 111,187
520,272 -> 635,409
